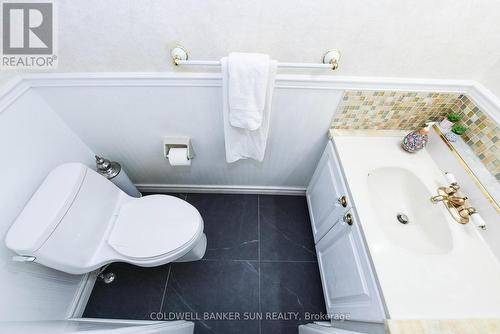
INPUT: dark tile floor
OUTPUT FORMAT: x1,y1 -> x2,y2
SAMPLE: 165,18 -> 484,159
84,194 -> 326,334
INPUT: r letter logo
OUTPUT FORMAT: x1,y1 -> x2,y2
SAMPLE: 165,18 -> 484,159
1,1 -> 57,68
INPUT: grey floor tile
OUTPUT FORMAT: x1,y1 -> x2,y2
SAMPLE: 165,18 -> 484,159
260,262 -> 326,334
83,262 -> 169,320
214,319 -> 259,334
161,260 -> 259,334
83,194 -> 325,334
187,194 -> 258,260
261,320 -> 303,334
259,195 -> 317,261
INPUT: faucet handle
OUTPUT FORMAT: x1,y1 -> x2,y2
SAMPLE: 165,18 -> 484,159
470,213 -> 487,230
448,196 -> 468,206
444,184 -> 460,195
445,172 -> 457,184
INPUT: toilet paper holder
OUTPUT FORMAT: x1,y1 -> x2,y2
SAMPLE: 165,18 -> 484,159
164,136 -> 195,161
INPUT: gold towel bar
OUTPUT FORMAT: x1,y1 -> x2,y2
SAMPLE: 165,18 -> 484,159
433,124 -> 499,213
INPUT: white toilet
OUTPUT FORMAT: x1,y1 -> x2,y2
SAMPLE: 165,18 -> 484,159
5,163 -> 207,275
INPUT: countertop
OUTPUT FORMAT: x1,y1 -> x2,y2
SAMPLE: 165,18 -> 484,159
331,130 -> 500,319
386,319 -> 500,334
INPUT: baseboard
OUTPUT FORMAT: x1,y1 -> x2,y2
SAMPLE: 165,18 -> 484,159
136,184 -> 306,196
67,270 -> 99,318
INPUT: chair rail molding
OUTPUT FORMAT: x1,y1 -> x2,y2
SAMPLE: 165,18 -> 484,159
0,72 -> 497,123
0,77 -> 31,114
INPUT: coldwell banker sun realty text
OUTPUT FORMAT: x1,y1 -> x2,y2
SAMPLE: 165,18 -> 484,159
1,0 -> 57,68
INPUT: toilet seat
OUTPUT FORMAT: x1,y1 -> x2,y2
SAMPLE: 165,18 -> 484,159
108,195 -> 203,260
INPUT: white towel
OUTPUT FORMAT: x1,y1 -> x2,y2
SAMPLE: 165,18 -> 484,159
221,56 -> 277,163
228,52 -> 271,131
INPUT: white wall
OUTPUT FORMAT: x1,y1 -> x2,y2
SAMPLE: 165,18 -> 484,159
33,77 -> 343,190
480,60 -> 500,101
0,73 -> 18,89
0,89 -> 94,321
1,0 -> 500,97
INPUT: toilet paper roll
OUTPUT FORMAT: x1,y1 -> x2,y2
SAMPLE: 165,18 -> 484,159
168,148 -> 191,166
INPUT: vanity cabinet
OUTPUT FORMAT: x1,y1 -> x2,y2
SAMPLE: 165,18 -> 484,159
308,141 -> 386,323
316,210 -> 385,322
306,141 -> 352,243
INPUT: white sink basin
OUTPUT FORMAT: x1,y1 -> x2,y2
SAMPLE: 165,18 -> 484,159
367,167 -> 453,254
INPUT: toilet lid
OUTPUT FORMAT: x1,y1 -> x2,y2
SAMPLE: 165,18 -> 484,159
6,163 -> 86,254
108,195 -> 203,259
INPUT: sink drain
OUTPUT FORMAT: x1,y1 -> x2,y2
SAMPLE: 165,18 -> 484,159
397,213 -> 409,224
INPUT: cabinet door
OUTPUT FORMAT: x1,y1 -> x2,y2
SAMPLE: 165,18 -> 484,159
306,141 -> 351,243
316,210 -> 385,323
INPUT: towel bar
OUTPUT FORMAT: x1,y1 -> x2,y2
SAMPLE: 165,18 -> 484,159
170,46 -> 340,71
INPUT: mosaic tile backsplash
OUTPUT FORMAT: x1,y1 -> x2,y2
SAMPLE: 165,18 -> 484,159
331,90 -> 500,180
458,95 -> 500,180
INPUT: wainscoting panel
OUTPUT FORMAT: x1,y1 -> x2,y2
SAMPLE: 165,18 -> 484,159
33,82 -> 343,188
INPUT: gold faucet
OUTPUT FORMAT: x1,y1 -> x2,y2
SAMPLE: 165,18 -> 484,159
431,194 -> 467,206
430,174 -> 477,225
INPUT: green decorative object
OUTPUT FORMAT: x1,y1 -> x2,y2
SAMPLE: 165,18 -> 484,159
451,124 -> 467,135
447,113 -> 463,122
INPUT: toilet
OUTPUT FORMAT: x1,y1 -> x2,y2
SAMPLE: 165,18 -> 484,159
5,163 -> 207,275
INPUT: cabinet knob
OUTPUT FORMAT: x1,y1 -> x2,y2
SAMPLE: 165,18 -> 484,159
339,195 -> 348,208
344,213 -> 353,225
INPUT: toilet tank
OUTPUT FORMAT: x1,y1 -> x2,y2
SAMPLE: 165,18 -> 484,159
6,163 -> 124,274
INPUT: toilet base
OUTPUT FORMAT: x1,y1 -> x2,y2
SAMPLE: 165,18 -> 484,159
175,233 -> 207,262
